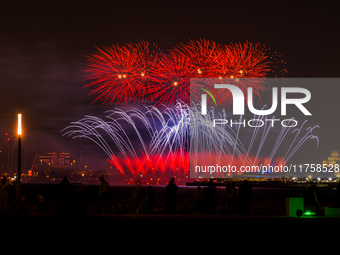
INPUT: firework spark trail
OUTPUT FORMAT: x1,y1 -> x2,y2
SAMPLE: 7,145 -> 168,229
284,124 -> 319,162
62,102 -> 190,177
246,113 -> 264,157
190,102 -> 319,169
63,101 -> 319,180
190,106 -> 251,167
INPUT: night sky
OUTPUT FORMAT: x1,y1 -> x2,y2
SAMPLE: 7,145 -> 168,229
1,0 -> 339,165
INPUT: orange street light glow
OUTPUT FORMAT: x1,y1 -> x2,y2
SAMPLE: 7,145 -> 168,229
18,114 -> 22,135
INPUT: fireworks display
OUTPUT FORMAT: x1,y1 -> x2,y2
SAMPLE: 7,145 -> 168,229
83,39 -> 279,107
63,102 -> 190,183
62,101 -> 319,184
62,39 -> 313,184
83,41 -> 160,105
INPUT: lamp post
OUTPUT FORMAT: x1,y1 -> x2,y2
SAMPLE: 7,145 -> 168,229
17,113 -> 22,211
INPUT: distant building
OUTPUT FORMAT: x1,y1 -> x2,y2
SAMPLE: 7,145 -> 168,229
292,150 -> 340,179
31,152 -> 79,180
322,150 -> 340,177
37,152 -> 72,168
0,138 -> 16,174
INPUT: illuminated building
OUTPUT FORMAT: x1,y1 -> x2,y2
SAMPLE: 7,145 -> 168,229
37,152 -> 72,168
294,150 -> 340,179
29,152 -> 79,181
322,150 -> 340,178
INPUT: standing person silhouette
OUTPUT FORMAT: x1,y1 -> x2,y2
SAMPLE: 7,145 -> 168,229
0,176 -> 9,212
99,175 -> 110,213
144,186 -> 156,213
194,186 -> 203,214
59,176 -> 72,214
205,179 -> 216,214
165,178 -> 178,213
227,181 -> 237,214
304,184 -> 319,212
238,180 -> 252,215
130,179 -> 143,212
7,181 -> 16,213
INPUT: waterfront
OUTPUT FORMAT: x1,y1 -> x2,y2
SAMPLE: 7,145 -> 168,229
14,183 -> 338,215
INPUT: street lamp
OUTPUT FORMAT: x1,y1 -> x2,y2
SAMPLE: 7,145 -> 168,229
17,113 -> 22,211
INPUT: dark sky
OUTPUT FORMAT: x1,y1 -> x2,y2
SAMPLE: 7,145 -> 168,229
0,0 -> 339,164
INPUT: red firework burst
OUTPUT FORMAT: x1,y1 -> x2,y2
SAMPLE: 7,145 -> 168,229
220,41 -> 270,78
171,39 -> 223,78
83,41 -> 160,105
83,39 -> 284,107
150,51 -> 197,106
210,41 -> 270,106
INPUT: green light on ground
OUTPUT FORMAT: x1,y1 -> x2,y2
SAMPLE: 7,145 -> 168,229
303,211 -> 316,216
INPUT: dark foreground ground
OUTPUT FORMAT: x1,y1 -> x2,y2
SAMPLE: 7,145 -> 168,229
1,184 -> 339,254
2,213 -> 339,255
13,184 -> 340,215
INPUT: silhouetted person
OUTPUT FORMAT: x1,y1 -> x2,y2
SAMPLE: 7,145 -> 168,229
194,186 -> 203,214
304,184 -> 319,212
7,181 -> 15,212
225,182 -> 231,212
143,186 -> 155,213
226,182 -> 231,193
99,175 -> 110,213
226,181 -> 237,214
165,178 -> 178,213
0,176 -> 9,212
238,180 -> 252,215
59,176 -> 72,214
205,179 -> 216,214
130,179 -> 144,212
37,195 -> 45,213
